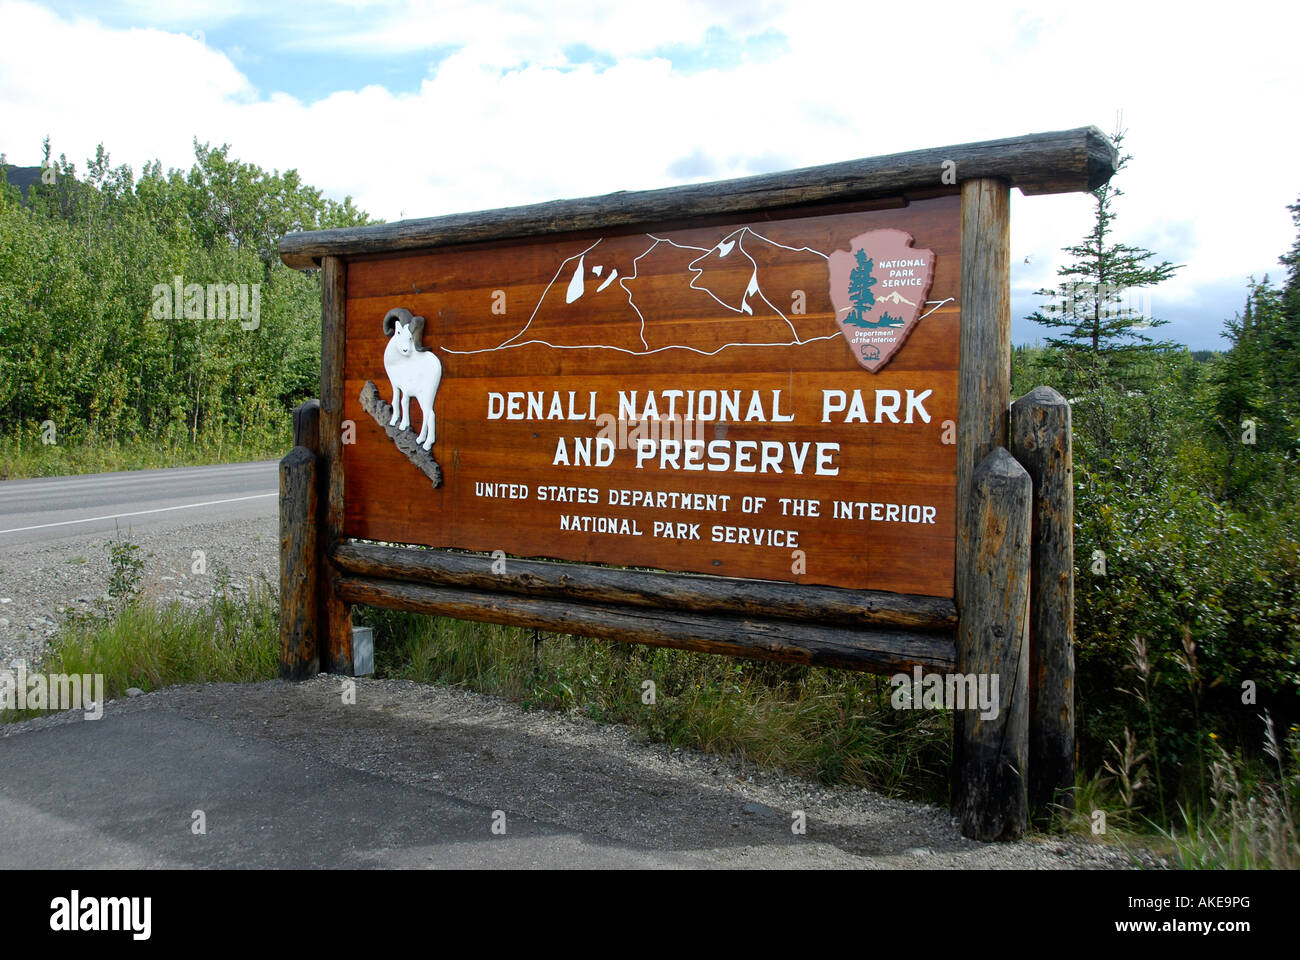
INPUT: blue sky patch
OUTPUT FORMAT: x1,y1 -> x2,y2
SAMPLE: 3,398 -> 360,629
651,26 -> 789,73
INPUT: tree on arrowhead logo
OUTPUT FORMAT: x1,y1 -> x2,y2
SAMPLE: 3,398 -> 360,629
828,228 -> 936,372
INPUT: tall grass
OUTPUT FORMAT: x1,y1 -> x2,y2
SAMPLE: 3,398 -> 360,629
0,552 -> 278,724
1159,715 -> 1299,869
46,585 -> 278,695
1055,631 -> 1300,867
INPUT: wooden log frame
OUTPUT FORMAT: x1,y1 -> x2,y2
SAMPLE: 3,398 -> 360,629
953,176 -> 1025,839
1011,386 -> 1076,822
331,540 -> 958,675
275,127 -> 1115,841
280,127 -> 1116,269
331,542 -> 957,633
335,576 -> 955,675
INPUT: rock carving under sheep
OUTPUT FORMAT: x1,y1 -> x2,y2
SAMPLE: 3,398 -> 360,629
358,307 -> 444,488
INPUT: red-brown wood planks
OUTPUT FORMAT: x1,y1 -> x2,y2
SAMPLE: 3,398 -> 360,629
341,195 -> 961,597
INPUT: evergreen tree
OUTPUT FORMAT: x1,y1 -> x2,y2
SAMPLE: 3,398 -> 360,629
845,249 -> 876,326
1274,196 -> 1300,400
1207,193 -> 1300,504
1210,281 -> 1273,499
1223,197 -> 1300,455
1027,126 -> 1182,374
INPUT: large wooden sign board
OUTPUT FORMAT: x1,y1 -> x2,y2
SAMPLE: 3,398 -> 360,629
343,196 -> 959,596
279,127 -> 1115,840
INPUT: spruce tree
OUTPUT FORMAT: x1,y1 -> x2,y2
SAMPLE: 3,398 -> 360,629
1274,196 -> 1300,402
1027,126 -> 1182,378
1208,194 -> 1300,503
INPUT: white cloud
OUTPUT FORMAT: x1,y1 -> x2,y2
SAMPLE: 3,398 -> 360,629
2,0 -> 1297,345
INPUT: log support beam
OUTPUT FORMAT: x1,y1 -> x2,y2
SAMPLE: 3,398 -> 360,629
334,576 -> 956,675
331,541 -> 957,634
1012,386 -> 1076,823
955,448 -> 1031,840
953,177 -> 1029,840
280,398 -> 323,679
278,432 -> 319,680
320,256 -> 354,674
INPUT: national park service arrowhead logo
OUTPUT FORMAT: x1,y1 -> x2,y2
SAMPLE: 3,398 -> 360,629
828,228 -> 936,372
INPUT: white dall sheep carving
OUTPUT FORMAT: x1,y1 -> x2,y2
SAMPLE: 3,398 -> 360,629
382,307 -> 442,451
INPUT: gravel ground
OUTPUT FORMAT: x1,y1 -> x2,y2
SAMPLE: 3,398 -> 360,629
2,514 -> 1164,868
0,515 -> 279,672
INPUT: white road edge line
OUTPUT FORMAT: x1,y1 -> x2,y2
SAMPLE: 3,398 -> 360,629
0,493 -> 277,535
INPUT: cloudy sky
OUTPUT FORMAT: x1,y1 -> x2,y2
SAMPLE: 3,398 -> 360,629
2,0 -> 1296,348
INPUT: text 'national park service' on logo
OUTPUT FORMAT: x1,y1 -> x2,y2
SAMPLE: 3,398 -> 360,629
828,228 -> 936,372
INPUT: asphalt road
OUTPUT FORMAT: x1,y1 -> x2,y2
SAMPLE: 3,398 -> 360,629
0,462 -> 278,548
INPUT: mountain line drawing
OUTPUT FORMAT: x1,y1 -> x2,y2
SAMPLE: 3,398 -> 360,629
441,227 -> 952,358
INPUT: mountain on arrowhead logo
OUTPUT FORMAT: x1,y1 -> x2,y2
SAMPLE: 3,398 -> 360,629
828,228 -> 936,372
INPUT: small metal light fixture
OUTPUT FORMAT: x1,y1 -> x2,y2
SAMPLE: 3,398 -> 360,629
352,625 -> 375,677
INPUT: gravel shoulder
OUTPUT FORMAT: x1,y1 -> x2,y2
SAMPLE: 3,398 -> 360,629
0,515 -> 278,671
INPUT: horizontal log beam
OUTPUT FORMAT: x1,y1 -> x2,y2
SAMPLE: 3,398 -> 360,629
280,127 -> 1115,269
331,541 -> 957,633
334,575 -> 957,675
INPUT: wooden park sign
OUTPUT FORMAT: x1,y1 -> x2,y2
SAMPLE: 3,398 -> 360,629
278,127 -> 1116,841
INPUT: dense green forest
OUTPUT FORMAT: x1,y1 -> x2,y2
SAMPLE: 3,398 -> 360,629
0,140 -> 373,463
2,138 -> 1297,852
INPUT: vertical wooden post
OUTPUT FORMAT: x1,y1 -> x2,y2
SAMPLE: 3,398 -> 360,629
320,256 -> 354,674
1011,385 -> 1076,822
279,399 -> 321,680
957,448 -> 1031,840
292,398 -> 321,456
954,177 -> 1021,838
955,178 -> 1012,575
279,447 -> 318,679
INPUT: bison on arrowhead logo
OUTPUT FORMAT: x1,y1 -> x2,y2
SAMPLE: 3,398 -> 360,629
827,228 -> 936,372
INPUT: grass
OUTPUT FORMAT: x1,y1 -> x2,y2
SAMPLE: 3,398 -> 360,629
0,568 -> 278,725
1030,633 -> 1300,868
0,431 -> 287,480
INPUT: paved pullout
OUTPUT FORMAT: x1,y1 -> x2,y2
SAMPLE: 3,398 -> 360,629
0,677 -> 1158,869
0,708 -> 697,869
